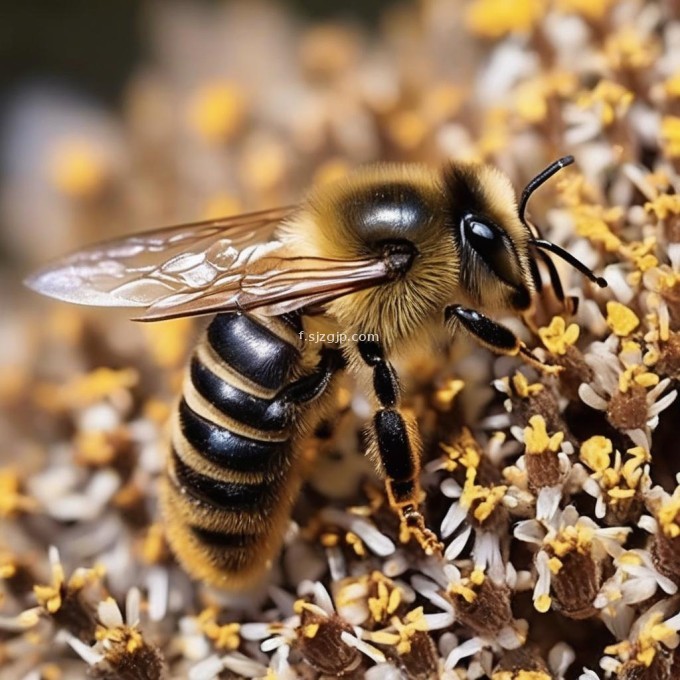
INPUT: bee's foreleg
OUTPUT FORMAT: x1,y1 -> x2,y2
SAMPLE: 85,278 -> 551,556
357,339 -> 443,556
444,305 -> 561,375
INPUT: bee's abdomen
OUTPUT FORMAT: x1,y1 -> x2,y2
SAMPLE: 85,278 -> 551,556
162,312 -> 315,588
207,312 -> 299,390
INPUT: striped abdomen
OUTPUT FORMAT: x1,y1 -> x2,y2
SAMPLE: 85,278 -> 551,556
161,312 -> 329,588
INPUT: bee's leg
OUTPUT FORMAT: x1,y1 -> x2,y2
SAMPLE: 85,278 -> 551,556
445,305 -> 561,374
357,340 -> 443,556
280,347 -> 345,404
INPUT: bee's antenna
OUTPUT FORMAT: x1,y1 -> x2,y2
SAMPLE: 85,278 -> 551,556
532,239 -> 608,288
519,155 -> 574,225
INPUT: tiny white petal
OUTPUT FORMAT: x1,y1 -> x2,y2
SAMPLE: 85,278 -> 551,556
444,525 -> 472,558
188,655 -> 224,680
578,383 -> 608,411
340,631 -> 386,664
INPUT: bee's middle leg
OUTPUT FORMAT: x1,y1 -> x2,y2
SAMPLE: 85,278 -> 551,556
357,339 -> 443,556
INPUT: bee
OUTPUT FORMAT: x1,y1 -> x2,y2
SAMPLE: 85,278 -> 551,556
26,155 -> 607,588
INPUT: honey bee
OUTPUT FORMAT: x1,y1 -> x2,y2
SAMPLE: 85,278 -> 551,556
27,156 -> 606,588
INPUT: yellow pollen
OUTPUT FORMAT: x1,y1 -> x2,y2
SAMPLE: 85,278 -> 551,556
511,371 -> 544,398
645,193 -> 680,219
657,489 -> 680,538
346,532 -> 366,556
450,582 -> 477,604
548,557 -> 563,574
661,116 -> 680,158
580,436 -> 613,473
534,594 -> 552,613
606,301 -> 640,337
539,316 -> 580,355
189,82 -> 247,144
434,378 -> 465,410
49,139 -> 106,197
576,80 -> 634,126
470,569 -> 485,586
524,415 -> 564,455
571,204 -> 623,251
465,0 -> 543,38
303,623 -> 320,638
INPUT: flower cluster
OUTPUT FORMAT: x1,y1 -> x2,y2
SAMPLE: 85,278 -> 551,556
3,0 -> 680,677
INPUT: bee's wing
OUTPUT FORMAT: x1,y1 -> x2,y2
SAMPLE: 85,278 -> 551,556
136,250 -> 391,321
25,205 -> 296,308
26,205 -> 392,320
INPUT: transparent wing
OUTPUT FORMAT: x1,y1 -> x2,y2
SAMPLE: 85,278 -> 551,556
136,251 -> 390,321
25,205 -> 296,308
26,205 -> 391,320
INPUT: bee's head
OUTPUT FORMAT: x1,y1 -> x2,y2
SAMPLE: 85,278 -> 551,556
442,161 -> 535,313
442,156 -> 606,314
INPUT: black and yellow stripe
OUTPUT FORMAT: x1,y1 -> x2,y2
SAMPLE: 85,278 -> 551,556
161,311 -> 340,588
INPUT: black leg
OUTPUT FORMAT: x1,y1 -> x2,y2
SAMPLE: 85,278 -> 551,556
445,305 -> 560,373
357,340 -> 443,556
280,347 -> 345,404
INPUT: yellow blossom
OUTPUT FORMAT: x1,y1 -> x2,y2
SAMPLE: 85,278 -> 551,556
460,468 -> 507,523
189,82 -> 247,143
547,523 -> 594,558
514,71 -> 578,124
197,608 -> 241,650
548,557 -> 563,574
48,139 -> 107,197
580,436 -> 613,473
433,378 -> 465,411
657,488 -> 680,538
571,204 -> 623,251
577,80 -> 633,126
620,238 -> 659,273
524,415 -> 564,455
476,107 -> 511,159
663,73 -> 680,98
367,574 -> 402,623
142,317 -> 194,368
557,172 -> 599,208
35,367 -> 138,411
606,301 -> 640,337
539,316 -> 580,355
439,429 -> 482,473
660,116 -> 680,158
645,193 -> 680,220
618,363 -> 658,392
614,611 -> 680,666
449,575 -> 480,604
605,27 -> 657,71
303,623 -> 319,638
510,372 -> 544,398
465,0 -> 543,38
0,468 -> 38,517
386,110 -> 428,150
534,593 -> 552,613
346,532 -> 366,556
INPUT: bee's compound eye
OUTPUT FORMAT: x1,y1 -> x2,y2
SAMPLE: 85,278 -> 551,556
465,218 -> 495,243
460,213 -> 521,289
461,213 -> 505,263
